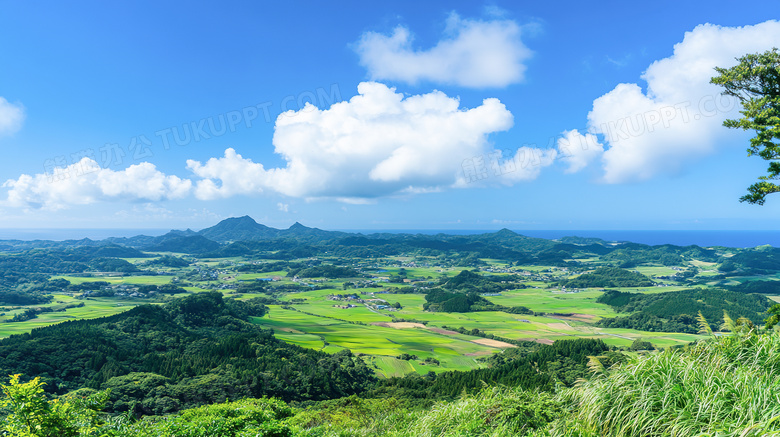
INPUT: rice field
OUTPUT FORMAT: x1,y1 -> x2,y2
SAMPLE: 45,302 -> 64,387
0,260 -> 712,377
0,294 -> 142,337
252,305 -> 501,376
249,283 -> 702,376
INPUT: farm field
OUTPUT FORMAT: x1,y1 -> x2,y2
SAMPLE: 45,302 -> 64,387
0,232 -> 769,380
0,293 -> 142,337
253,305 -> 501,376
248,284 -> 704,375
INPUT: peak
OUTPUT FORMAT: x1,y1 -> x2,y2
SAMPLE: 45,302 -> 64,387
229,215 -> 257,223
289,222 -> 308,230
212,216 -> 266,228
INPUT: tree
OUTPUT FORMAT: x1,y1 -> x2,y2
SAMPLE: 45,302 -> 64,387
629,338 -> 654,351
0,374 -> 109,436
711,48 -> 780,204
765,303 -> 780,330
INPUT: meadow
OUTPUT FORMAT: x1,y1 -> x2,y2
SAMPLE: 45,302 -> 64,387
0,252 -> 734,377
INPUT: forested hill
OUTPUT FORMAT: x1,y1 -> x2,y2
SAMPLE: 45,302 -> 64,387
0,217 -> 753,272
371,338 -> 616,400
0,292 -> 376,416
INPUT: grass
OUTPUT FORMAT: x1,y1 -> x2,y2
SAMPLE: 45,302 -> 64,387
252,306 -> 496,375
250,288 -> 700,376
553,329 -> 780,436
0,294 -> 141,338
485,288 -> 614,317
51,275 -> 176,285
632,266 -> 681,277
291,385 -> 561,436
288,330 -> 780,436
0,259 -> 708,377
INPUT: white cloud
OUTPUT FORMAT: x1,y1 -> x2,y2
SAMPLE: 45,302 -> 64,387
355,13 -> 532,88
581,21 -> 780,183
3,158 -> 192,210
0,97 -> 25,135
186,148 -> 268,200
557,130 -> 604,173
187,82 -> 516,200
4,82 -> 547,208
277,202 -> 289,212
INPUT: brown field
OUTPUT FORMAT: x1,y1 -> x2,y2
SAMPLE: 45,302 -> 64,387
371,322 -> 427,329
517,338 -> 555,345
471,338 -> 517,348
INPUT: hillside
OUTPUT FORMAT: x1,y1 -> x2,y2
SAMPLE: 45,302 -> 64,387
4,327 -> 779,436
0,292 -> 376,415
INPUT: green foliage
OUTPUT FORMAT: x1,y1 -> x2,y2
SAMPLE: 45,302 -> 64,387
596,312 -> 697,334
135,283 -> 187,294
711,48 -> 780,205
113,397 -> 294,437
141,255 -> 191,268
0,374 -> 109,437
292,387 -> 561,437
718,248 -> 780,274
0,292 -> 376,414
147,235 -> 221,254
423,290 -> 491,312
287,265 -> 360,279
596,287 -> 772,331
765,304 -> 780,330
398,387 -> 561,437
87,258 -> 139,273
0,290 -> 53,305
372,339 -> 610,400
564,267 -> 653,288
553,329 -> 780,436
729,279 -> 780,295
395,353 -> 418,361
235,281 -> 269,294
628,338 -> 654,351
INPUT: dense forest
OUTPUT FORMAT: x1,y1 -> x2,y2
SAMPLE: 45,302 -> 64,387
3,217 -> 780,436
0,292 -> 376,415
563,267 -> 654,288
370,338 -> 619,400
595,288 -> 772,332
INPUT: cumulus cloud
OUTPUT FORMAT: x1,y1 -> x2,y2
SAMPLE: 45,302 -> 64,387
556,130 -> 604,173
0,97 -> 25,135
187,82 -> 516,201
277,202 -> 289,212
355,13 -> 532,88
3,158 -> 192,210
186,148 -> 268,200
4,82 -> 550,208
579,21 -> 780,183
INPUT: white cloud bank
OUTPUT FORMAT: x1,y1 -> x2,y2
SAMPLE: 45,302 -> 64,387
187,82 -> 515,201
571,21 -> 780,182
3,159 -> 191,210
6,82 -> 547,208
355,13 -> 532,88
0,97 -> 25,135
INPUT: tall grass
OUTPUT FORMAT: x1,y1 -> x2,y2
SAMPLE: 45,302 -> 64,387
552,325 -> 780,437
296,324 -> 780,436
298,386 -> 560,437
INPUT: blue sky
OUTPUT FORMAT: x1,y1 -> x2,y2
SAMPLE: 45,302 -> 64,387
1,0 -> 779,231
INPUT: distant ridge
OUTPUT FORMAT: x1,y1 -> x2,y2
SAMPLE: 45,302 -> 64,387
190,216 -> 349,243
198,215 -> 278,242
1,217 -> 755,253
